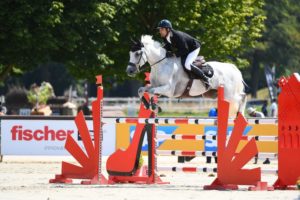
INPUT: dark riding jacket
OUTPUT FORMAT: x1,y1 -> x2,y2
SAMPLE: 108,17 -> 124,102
163,29 -> 201,66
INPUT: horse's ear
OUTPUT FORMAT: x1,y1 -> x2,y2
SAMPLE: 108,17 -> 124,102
137,39 -> 144,47
130,37 -> 137,44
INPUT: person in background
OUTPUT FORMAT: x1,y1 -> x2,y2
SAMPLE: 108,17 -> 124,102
247,107 -> 271,164
247,107 -> 265,118
0,102 -> 7,116
261,101 -> 268,117
77,102 -> 91,116
208,107 -> 217,117
270,98 -> 278,117
206,107 -> 218,164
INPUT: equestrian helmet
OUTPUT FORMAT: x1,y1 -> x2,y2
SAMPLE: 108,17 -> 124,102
157,19 -> 172,29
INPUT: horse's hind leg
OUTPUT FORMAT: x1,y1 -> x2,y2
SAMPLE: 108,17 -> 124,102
227,93 -> 247,117
238,93 -> 247,115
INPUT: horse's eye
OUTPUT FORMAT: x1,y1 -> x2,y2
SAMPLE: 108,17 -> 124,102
135,51 -> 141,56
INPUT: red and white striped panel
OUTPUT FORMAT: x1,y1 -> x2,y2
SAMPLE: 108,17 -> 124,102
257,153 -> 278,159
241,135 -> 278,141
261,169 -> 278,175
156,134 -> 216,140
102,117 -> 278,125
156,150 -> 277,160
157,166 -> 278,175
157,166 -> 217,173
157,150 -> 217,157
156,134 -> 278,142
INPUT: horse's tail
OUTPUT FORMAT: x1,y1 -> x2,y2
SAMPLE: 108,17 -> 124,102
242,79 -> 249,89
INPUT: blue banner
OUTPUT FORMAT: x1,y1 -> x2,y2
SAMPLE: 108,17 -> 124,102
204,126 -> 252,152
129,125 -> 178,151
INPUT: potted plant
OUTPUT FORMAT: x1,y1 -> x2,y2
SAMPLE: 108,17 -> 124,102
27,82 -> 55,115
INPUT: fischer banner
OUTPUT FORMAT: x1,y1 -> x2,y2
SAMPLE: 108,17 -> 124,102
0,119 -> 116,156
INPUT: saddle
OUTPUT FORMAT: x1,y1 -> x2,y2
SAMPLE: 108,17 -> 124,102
190,56 -> 214,79
180,56 -> 215,98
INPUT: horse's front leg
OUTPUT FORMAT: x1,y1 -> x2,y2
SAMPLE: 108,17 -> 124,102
138,86 -> 152,109
148,84 -> 173,111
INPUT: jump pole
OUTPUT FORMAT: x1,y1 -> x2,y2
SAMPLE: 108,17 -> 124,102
106,73 -> 168,184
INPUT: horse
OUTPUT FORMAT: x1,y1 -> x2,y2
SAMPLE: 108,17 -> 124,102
126,35 -> 246,116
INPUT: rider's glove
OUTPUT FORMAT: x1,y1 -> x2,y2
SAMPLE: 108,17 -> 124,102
166,51 -> 175,58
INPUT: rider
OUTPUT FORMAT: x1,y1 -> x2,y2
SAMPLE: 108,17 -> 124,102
157,19 -> 210,86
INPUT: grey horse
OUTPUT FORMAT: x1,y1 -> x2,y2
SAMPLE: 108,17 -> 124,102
126,35 -> 246,116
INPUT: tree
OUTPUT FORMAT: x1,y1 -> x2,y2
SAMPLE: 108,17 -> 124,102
0,0 -> 265,86
0,0 -> 120,82
247,0 -> 300,97
264,0 -> 300,74
107,0 -> 266,81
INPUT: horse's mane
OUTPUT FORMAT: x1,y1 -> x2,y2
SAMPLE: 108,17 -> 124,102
141,35 -> 162,49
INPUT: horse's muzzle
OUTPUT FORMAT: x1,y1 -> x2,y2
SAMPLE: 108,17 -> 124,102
127,72 -> 136,77
126,63 -> 137,77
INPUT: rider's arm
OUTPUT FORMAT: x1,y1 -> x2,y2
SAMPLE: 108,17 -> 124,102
162,39 -> 172,52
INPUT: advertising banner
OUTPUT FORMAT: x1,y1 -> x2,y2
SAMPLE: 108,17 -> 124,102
1,119 -> 115,156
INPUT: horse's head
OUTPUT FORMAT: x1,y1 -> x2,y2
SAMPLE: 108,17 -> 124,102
126,39 -> 148,77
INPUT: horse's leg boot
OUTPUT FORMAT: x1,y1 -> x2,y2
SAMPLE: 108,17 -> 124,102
150,97 -> 157,112
141,96 -> 150,109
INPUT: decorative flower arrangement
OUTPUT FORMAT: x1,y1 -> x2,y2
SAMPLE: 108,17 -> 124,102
27,82 -> 55,115
138,155 -> 144,169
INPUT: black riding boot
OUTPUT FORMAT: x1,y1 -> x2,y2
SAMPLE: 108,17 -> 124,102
190,64 -> 210,89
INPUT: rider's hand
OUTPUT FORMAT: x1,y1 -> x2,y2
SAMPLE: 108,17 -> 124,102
166,51 -> 175,58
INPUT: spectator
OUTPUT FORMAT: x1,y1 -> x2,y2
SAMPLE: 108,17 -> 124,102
270,98 -> 278,117
247,107 -> 265,118
77,102 -> 91,115
247,107 -> 270,164
208,107 -> 217,117
0,102 -> 7,116
261,101 -> 268,117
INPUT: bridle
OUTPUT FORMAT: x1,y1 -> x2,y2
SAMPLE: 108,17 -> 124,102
127,50 -> 146,72
128,48 -> 167,72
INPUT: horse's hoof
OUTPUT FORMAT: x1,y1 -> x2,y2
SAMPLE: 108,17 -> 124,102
150,104 -> 157,112
158,106 -> 162,113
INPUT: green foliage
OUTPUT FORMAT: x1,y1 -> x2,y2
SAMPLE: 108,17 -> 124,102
244,0 -> 300,97
0,1 -> 119,81
197,0 -> 265,65
107,0 -> 266,82
262,0 -> 300,76
27,82 -> 54,105
0,0 -> 265,83
138,155 -> 144,169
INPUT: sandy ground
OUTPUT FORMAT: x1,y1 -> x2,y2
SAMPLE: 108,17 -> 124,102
0,156 -> 299,200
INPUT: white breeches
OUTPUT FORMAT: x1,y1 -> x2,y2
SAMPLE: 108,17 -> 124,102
184,47 -> 200,70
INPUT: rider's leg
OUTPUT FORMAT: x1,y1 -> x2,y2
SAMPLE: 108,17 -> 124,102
184,48 -> 200,70
184,48 -> 210,88
190,64 -> 209,83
